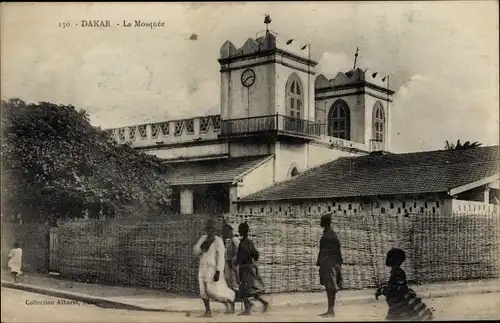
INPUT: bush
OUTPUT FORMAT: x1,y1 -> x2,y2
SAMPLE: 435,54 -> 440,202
1,98 -> 173,222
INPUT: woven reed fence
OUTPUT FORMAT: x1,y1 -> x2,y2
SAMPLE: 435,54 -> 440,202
1,222 -> 49,273
224,212 -> 416,292
51,211 -> 499,295
412,213 -> 500,282
224,211 -> 500,293
55,214 -> 224,295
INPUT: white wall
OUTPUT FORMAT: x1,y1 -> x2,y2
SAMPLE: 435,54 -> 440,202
273,141 -> 365,183
221,50 -> 316,122
452,199 -> 498,215
180,187 -> 194,214
145,143 -> 228,160
220,56 -> 276,120
275,56 -> 315,121
315,91 -> 366,143
315,88 -> 393,151
364,95 -> 390,151
275,142 -> 308,181
237,156 -> 275,198
108,116 -> 220,148
307,143 -> 363,169
238,195 -> 445,217
229,142 -> 272,158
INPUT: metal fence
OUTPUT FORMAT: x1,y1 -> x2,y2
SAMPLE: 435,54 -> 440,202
220,114 -> 322,138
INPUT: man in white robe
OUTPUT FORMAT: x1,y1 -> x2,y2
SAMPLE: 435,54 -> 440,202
193,219 -> 235,317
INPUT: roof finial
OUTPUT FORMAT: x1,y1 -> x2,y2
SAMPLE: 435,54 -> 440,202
264,14 -> 272,34
353,46 -> 359,70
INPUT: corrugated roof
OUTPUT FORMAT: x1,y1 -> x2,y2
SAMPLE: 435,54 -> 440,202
239,146 -> 500,202
164,155 -> 271,186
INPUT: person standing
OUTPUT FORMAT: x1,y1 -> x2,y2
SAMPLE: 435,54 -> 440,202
222,222 -> 240,300
193,219 -> 235,317
8,241 -> 23,283
316,214 -> 343,317
236,222 -> 269,315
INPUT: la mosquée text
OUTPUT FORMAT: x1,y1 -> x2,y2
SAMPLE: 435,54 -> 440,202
80,20 -> 166,29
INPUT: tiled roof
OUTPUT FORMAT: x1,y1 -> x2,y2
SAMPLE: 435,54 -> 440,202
164,155 -> 271,186
239,146 -> 500,202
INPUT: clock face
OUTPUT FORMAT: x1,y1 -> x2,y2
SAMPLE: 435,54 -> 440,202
241,69 -> 256,87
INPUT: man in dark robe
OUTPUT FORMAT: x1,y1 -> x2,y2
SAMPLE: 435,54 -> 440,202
316,214 -> 343,317
235,222 -> 269,315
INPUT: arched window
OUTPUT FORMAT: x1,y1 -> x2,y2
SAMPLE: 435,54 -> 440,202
373,102 -> 385,143
285,74 -> 304,119
288,164 -> 300,179
328,100 -> 350,140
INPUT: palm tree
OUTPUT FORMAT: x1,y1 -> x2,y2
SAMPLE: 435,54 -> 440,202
444,139 -> 482,151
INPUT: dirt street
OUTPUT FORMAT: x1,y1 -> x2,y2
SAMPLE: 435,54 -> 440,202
2,288 -> 499,322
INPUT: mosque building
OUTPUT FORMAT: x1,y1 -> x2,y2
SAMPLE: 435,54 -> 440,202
106,20 -> 499,217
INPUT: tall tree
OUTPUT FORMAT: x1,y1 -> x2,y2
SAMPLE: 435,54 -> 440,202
444,139 -> 482,151
1,98 -> 173,223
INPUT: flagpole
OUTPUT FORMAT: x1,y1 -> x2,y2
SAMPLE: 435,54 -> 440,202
307,42 -> 311,164
353,47 -> 359,70
386,75 -> 390,152
307,43 -> 311,123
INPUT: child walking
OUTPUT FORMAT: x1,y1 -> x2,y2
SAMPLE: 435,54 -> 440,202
8,241 -> 23,283
375,248 -> 434,321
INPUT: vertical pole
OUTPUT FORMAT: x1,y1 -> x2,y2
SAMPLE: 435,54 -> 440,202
247,87 -> 250,118
386,75 -> 390,151
247,87 -> 250,132
353,47 -> 359,70
46,226 -> 51,273
307,44 -> 311,123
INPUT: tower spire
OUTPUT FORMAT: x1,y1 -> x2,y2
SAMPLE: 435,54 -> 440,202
264,14 -> 272,34
353,47 -> 359,70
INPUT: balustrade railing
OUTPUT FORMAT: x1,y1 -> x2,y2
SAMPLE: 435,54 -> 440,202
221,115 -> 276,135
220,114 -> 321,138
280,115 -> 322,137
370,139 -> 384,152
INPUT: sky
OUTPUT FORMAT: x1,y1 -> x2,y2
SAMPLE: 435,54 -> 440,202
1,1 -> 498,153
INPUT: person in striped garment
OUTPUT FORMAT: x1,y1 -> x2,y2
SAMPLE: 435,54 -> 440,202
375,248 -> 434,321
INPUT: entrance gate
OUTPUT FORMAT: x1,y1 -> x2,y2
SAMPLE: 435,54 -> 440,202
48,227 -> 59,273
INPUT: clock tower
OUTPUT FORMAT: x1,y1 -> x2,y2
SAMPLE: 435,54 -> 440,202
217,22 -> 359,187
218,31 -> 317,122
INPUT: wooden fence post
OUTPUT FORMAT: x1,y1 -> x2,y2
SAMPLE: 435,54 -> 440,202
44,225 -> 50,273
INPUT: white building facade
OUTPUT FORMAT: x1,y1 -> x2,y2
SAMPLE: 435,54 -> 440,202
106,30 -> 395,215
